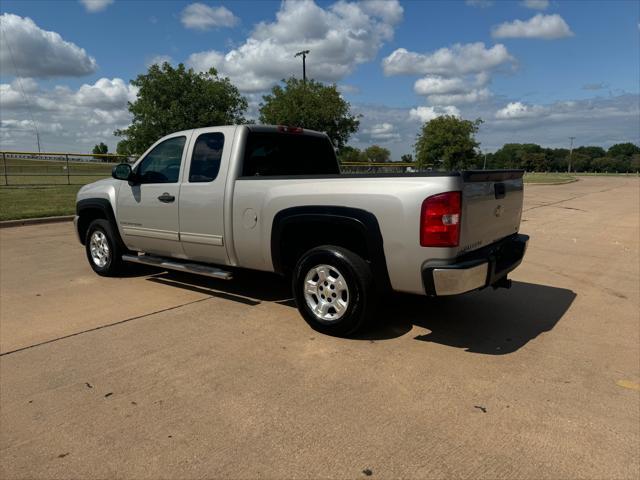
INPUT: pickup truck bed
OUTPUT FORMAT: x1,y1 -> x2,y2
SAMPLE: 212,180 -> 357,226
75,125 -> 528,336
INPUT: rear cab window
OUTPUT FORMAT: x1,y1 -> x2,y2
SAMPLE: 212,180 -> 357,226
189,132 -> 224,182
241,131 -> 339,177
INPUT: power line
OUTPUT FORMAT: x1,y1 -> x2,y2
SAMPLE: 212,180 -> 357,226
0,20 -> 41,152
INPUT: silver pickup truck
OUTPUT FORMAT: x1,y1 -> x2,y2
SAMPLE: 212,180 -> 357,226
75,125 -> 528,336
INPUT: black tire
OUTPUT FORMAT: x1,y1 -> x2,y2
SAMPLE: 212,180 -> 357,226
292,245 -> 376,337
85,219 -> 126,276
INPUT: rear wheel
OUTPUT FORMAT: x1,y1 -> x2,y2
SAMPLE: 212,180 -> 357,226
292,246 -> 376,336
85,219 -> 126,276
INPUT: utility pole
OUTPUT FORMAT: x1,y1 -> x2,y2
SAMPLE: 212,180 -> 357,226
35,128 -> 41,153
568,136 -> 575,173
483,153 -> 487,170
294,50 -> 310,83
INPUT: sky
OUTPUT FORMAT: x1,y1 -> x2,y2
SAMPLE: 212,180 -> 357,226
0,0 -> 638,159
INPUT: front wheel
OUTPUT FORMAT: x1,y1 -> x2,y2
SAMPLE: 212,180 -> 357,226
85,219 -> 126,276
292,246 -> 376,337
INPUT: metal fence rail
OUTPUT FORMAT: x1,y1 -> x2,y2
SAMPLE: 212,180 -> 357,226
1,151 -> 135,186
1,151 -> 420,185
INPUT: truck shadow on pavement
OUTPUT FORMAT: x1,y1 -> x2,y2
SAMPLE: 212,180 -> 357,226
144,270 -> 575,355
371,281 -> 576,354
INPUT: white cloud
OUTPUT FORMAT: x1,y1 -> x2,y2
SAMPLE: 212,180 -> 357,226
73,78 -> 138,109
495,101 -> 547,119
414,76 -> 467,96
382,42 -> 513,77
0,13 -> 97,78
492,14 -> 574,39
146,55 -> 173,67
359,0 -> 404,24
428,88 -> 491,105
582,82 -> 607,91
351,95 -> 639,159
465,0 -> 494,7
0,78 -> 137,151
382,42 -> 512,106
1,118 -> 63,133
522,0 -> 549,10
79,0 -> 114,13
409,105 -> 460,123
180,3 -> 239,30
187,0 -> 403,92
338,84 -> 360,94
364,122 -> 400,141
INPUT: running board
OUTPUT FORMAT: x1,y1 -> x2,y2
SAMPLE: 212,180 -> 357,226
122,254 -> 233,280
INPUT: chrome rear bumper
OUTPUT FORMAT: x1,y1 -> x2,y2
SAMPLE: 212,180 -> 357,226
422,234 -> 528,296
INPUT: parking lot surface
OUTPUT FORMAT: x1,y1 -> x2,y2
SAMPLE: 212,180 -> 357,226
1,176 -> 638,479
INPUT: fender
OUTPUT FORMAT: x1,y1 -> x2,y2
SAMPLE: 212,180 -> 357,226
271,206 -> 391,291
76,198 -> 120,246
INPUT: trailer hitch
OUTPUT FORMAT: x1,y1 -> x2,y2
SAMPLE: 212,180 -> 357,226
492,277 -> 512,290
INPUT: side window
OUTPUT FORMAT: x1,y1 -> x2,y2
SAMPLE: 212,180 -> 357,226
137,136 -> 186,184
189,132 -> 224,182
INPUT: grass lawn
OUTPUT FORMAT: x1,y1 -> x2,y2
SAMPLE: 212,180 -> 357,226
523,172 -> 577,184
0,185 -> 82,221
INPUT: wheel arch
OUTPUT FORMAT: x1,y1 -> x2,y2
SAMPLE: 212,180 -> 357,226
271,206 -> 391,292
76,198 -> 120,246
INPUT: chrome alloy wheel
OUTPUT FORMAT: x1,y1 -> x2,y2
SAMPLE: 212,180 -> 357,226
89,230 -> 111,268
303,264 -> 350,322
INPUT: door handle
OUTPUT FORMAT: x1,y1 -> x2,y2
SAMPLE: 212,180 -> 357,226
158,193 -> 175,203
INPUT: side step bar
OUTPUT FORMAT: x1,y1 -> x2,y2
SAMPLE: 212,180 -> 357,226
122,254 -> 233,280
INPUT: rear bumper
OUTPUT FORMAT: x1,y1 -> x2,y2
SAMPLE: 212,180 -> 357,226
422,234 -> 529,296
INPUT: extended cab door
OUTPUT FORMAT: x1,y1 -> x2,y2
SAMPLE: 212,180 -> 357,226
116,132 -> 191,257
178,127 -> 236,264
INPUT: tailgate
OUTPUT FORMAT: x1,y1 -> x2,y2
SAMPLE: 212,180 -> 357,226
458,170 -> 524,254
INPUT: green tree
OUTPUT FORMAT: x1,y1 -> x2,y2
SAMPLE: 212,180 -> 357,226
115,62 -> 247,154
259,77 -> 359,149
400,153 -> 413,163
338,146 -> 363,163
607,142 -> 640,159
362,145 -> 390,163
570,152 -> 592,172
116,139 -> 135,156
92,142 -> 108,155
574,146 -> 606,160
414,116 -> 482,170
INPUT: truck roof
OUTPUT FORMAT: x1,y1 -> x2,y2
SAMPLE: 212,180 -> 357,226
245,124 -> 328,138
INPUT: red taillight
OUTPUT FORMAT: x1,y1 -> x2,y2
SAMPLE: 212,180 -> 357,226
277,125 -> 303,134
420,191 -> 461,247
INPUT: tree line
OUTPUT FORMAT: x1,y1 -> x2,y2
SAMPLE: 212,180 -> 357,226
483,142 -> 639,173
105,62 -> 638,173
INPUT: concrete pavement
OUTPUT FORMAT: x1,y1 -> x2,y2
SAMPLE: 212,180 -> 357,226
1,176 -> 638,479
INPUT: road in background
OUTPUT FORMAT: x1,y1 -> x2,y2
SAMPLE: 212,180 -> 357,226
1,177 -> 638,479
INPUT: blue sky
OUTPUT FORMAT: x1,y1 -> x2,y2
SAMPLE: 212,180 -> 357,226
1,0 -> 638,158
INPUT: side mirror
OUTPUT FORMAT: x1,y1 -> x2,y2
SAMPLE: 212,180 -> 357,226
112,163 -> 133,181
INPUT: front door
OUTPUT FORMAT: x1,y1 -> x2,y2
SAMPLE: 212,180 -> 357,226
117,133 -> 190,258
